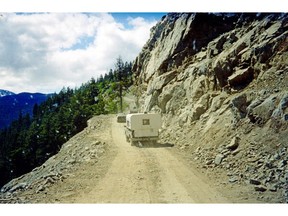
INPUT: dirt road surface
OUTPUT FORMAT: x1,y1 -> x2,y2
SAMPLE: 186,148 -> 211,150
10,115 -> 241,203
53,116 -> 228,203
71,119 -> 225,203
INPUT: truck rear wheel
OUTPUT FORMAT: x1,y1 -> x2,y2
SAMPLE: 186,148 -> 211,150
131,140 -> 136,146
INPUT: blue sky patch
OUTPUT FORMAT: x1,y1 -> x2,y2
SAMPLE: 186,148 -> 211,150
111,12 -> 166,29
65,35 -> 95,51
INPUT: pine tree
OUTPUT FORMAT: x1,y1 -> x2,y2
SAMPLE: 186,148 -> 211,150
114,56 -> 125,113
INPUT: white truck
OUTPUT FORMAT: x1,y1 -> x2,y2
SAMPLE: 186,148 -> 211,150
124,112 -> 162,146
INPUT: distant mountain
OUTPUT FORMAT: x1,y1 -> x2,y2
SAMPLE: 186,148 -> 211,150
0,92 -> 50,129
0,89 -> 15,97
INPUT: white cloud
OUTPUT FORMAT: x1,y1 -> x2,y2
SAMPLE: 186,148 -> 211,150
0,13 -> 157,93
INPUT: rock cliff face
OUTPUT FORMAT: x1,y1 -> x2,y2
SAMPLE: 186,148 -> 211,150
132,13 -> 288,202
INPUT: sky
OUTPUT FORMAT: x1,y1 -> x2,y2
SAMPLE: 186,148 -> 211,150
0,12 -> 166,94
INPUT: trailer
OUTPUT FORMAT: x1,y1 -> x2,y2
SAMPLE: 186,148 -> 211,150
124,112 -> 161,146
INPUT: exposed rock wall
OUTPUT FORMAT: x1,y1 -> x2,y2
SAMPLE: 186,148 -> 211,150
132,13 -> 288,202
134,13 -> 288,114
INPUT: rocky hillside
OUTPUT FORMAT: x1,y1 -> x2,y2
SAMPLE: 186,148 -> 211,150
132,13 -> 288,202
0,115 -> 108,203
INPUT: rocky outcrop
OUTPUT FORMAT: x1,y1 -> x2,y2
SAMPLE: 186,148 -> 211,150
134,13 -> 288,113
134,13 -> 240,83
132,13 -> 288,202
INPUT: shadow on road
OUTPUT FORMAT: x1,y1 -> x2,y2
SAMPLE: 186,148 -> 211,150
137,142 -> 174,148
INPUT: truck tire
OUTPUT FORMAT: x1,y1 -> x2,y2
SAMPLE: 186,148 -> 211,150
131,140 -> 136,146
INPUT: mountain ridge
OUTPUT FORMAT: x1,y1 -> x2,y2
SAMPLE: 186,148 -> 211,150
0,89 -> 15,97
0,91 -> 50,129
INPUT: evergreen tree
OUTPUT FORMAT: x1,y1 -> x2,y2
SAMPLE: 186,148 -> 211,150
114,56 -> 125,113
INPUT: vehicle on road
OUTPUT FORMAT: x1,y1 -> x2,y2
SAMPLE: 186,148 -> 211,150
124,112 -> 161,146
116,113 -> 126,123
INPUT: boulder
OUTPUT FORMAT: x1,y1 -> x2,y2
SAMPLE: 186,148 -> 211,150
229,176 -> 239,183
143,91 -> 160,112
184,75 -> 208,103
147,70 -> 178,94
268,185 -> 278,192
250,94 -> 278,123
190,93 -> 212,121
36,185 -> 45,193
254,185 -> 267,192
250,178 -> 261,185
210,92 -> 228,112
230,93 -> 248,119
247,99 -> 264,122
9,182 -> 28,193
284,114 -> 288,121
215,154 -> 225,165
279,94 -> 288,110
226,136 -> 240,151
164,83 -> 187,114
93,141 -> 101,146
271,92 -> 288,119
228,67 -> 254,88
159,83 -> 185,113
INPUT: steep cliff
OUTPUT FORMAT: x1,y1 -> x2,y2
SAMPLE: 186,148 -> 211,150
133,13 -> 288,202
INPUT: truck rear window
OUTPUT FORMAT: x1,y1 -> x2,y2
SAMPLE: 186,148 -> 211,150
142,119 -> 150,125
